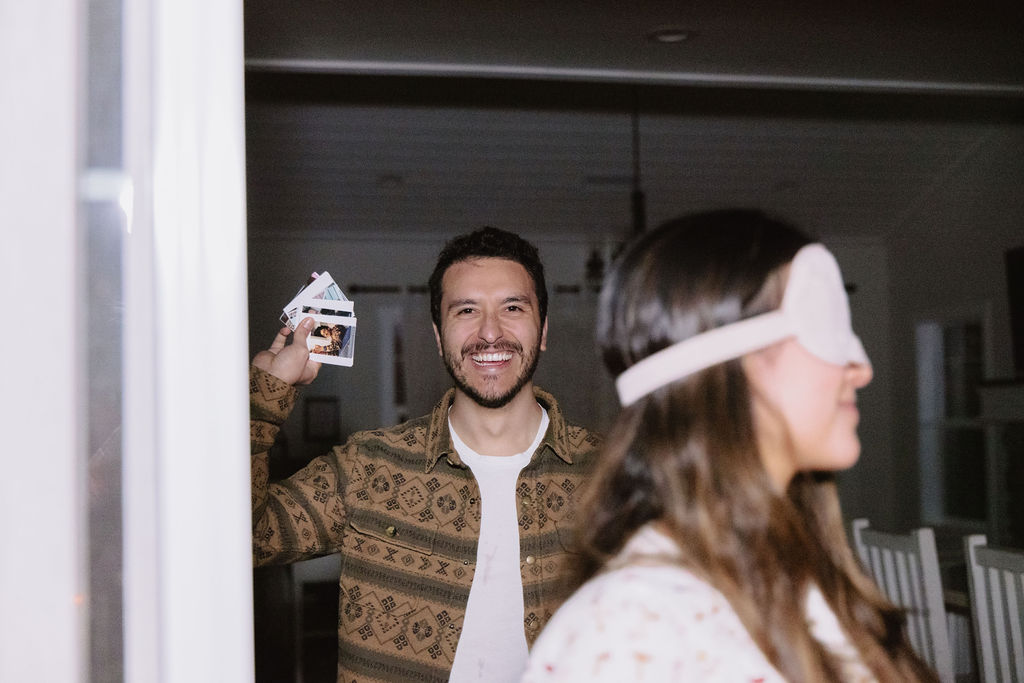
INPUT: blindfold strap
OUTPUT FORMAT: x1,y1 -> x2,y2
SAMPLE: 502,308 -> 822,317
615,311 -> 793,407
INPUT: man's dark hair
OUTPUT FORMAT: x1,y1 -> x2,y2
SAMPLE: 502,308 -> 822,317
429,226 -> 548,328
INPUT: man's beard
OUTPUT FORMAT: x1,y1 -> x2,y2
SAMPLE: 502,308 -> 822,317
442,338 -> 541,409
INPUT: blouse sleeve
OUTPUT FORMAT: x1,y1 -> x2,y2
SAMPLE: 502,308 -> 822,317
521,565 -> 786,683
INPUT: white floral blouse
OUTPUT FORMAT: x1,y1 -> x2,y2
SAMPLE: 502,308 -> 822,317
521,524 -> 876,682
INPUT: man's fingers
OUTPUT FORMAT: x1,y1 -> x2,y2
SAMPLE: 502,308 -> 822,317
302,359 -> 323,385
267,327 -> 292,353
292,317 -> 316,341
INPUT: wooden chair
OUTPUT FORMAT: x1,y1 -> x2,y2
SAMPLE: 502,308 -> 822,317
965,534 -> 1024,682
851,519 -> 954,682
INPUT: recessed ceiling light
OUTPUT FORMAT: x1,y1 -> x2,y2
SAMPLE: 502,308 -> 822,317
646,27 -> 696,44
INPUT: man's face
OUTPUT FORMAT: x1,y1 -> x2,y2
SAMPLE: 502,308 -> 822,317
433,257 -> 547,409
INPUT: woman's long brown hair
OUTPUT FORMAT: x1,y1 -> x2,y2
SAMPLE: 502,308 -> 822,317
581,209 -> 936,682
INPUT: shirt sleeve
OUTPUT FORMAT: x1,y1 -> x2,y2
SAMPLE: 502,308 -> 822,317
250,365 -> 347,566
521,565 -> 786,683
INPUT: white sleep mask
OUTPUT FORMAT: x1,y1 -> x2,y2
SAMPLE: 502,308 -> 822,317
615,243 -> 870,407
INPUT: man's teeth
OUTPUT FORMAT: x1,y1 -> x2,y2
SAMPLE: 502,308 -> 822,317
472,352 -> 513,362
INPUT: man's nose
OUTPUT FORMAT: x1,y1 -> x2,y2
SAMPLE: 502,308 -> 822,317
478,310 -> 502,343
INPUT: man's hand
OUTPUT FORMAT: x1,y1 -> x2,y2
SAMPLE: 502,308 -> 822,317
253,317 -> 321,386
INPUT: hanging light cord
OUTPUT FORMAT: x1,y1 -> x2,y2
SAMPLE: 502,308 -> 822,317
630,88 -> 646,236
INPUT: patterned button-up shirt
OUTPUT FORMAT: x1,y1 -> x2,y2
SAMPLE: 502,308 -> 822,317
250,366 -> 602,683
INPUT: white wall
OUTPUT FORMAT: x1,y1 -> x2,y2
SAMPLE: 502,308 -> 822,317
0,2 -> 85,681
1,0 -> 256,681
122,0 -> 254,679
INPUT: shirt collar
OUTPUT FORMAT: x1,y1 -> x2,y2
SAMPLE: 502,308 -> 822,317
423,386 -> 575,472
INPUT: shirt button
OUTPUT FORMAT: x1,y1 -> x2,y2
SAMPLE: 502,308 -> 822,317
526,617 -> 539,631
385,525 -> 397,537
463,560 -> 470,565
449,624 -> 456,629
521,495 -> 531,506
525,555 -> 535,565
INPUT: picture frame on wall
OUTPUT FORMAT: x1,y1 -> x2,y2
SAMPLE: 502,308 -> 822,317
304,396 -> 340,442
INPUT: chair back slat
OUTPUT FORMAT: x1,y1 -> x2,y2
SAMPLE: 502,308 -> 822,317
965,535 -> 1024,682
852,519 -> 954,683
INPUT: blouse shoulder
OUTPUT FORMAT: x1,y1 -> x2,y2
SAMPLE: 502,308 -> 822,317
522,560 -> 786,682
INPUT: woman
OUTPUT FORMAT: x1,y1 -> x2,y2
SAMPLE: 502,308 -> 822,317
522,210 -> 935,682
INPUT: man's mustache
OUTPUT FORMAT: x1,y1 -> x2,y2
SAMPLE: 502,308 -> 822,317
461,341 -> 523,356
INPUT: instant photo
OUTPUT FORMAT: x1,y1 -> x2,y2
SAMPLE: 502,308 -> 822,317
279,271 -> 358,367
305,313 -> 357,367
280,271 -> 352,330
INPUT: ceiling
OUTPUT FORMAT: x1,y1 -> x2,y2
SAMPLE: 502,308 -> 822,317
242,2 -> 1024,243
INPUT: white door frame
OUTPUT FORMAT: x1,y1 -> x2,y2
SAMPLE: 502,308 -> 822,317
1,0 -> 254,681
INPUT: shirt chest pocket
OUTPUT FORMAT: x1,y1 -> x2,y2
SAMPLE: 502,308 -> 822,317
346,508 -> 437,557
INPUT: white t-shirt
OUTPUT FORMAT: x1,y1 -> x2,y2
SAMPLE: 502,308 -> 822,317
448,407 -> 550,683
521,524 -> 876,682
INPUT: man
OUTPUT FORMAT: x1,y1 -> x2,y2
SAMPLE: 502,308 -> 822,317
250,227 -> 601,683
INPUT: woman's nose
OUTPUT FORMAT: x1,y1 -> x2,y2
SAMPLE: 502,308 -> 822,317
847,360 -> 873,388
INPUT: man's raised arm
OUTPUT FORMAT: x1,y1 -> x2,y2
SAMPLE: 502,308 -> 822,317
249,317 -> 338,565
252,317 -> 321,386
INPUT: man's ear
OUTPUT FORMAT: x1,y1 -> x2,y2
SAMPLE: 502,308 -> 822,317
540,317 -> 548,352
432,323 -> 443,357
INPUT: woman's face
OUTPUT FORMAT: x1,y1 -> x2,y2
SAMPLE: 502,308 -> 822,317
743,338 -> 873,490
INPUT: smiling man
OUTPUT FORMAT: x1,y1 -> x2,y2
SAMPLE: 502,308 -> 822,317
434,256 -> 545,411
250,227 -> 601,683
